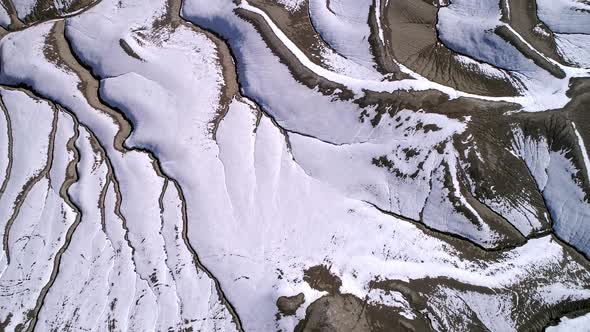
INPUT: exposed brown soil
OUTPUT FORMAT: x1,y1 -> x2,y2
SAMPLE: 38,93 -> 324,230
495,25 -> 565,78
22,0 -> 96,25
366,0 -> 408,79
1,0 -> 24,30
295,293 -> 432,332
500,0 -> 565,65
276,293 -> 305,316
371,268 -> 590,332
118,39 -> 143,61
303,265 -> 342,294
235,7 -> 356,100
249,0 -> 325,66
382,0 -> 520,96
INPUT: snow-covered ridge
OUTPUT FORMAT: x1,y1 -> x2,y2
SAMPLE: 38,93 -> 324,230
0,0 -> 589,330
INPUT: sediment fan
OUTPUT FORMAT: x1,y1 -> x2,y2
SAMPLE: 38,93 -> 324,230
0,0 -> 589,330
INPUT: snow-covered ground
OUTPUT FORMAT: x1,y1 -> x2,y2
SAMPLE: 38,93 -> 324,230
0,0 -> 589,330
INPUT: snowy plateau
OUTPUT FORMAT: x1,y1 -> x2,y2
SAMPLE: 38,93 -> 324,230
0,0 -> 590,331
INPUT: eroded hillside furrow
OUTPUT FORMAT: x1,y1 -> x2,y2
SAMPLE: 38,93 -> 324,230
56,11 -> 245,330
517,151 -> 556,227
69,111 -> 160,293
2,98 -> 57,265
0,81 -> 181,330
495,25 -> 566,79
156,178 -> 185,324
228,5 -> 357,99
364,197 -> 554,258
367,0 -> 406,76
171,179 -> 245,331
0,15 -> 241,330
26,103 -> 81,332
499,0 -> 564,64
0,96 -> 13,198
430,1 -> 529,77
174,9 -> 362,148
386,0 -> 520,96
52,20 -> 131,152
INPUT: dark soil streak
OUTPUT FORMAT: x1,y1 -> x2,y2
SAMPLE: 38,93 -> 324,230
119,39 -> 143,61
98,173 -> 110,234
0,95 -> 13,199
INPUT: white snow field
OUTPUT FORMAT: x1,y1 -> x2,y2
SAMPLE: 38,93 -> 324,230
0,0 -> 589,330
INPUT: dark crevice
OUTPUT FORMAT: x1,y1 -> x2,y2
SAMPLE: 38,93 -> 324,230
364,198 -> 552,255
157,179 -> 186,325
171,179 -> 244,331
457,163 -> 529,241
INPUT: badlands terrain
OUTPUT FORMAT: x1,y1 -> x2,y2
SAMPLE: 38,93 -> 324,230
0,0 -> 590,330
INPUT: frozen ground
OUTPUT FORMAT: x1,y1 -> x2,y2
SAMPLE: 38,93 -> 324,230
0,0 -> 589,330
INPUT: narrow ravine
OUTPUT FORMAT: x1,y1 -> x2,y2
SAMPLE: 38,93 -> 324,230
0,96 -> 13,198
26,103 -> 81,332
